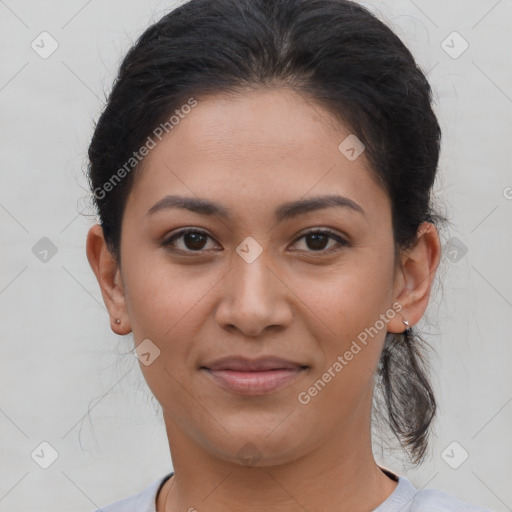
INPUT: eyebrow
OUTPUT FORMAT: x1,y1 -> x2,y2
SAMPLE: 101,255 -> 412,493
146,194 -> 365,221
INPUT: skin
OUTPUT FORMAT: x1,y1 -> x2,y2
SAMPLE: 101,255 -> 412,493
87,87 -> 441,512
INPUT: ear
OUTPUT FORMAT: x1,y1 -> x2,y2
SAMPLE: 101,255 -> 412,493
387,222 -> 441,334
86,224 -> 131,335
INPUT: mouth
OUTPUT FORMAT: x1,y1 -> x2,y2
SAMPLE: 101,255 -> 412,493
200,356 -> 309,396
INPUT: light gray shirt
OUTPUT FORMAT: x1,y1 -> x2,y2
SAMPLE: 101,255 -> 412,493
92,472 -> 494,512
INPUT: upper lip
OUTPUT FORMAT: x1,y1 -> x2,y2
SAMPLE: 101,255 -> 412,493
202,356 -> 307,372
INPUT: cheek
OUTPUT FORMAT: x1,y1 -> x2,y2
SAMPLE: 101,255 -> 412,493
122,242 -> 204,332
303,253 -> 394,332
121,248 -> 227,387
123,260 -> 219,429
292,261 -> 393,423
125,270 -> 205,357
296,251 -> 395,380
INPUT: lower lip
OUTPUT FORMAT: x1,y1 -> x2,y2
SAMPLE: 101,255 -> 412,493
203,368 -> 306,395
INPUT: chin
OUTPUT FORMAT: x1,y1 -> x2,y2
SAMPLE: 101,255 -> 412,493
203,422 -> 311,468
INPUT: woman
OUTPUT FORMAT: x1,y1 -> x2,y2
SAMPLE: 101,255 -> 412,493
85,0 -> 492,510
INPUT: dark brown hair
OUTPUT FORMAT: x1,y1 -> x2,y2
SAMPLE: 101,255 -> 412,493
87,0 -> 446,464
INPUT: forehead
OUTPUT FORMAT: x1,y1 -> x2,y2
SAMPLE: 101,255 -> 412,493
125,88 -> 390,224
151,88 -> 351,166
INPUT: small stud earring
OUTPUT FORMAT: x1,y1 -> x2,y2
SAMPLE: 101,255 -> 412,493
403,320 -> 409,327
115,318 -> 121,324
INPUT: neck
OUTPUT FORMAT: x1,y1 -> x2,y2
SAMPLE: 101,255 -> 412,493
156,414 -> 398,512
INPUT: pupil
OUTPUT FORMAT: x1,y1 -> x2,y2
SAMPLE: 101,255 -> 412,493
307,233 -> 328,250
185,232 -> 206,250
182,233 -> 329,251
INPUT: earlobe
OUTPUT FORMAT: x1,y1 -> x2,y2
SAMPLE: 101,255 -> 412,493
387,222 -> 441,334
86,224 -> 132,335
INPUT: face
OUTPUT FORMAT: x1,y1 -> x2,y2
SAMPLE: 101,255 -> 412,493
96,88 -> 414,466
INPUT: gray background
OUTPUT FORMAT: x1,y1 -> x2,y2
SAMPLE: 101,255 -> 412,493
0,0 -> 511,511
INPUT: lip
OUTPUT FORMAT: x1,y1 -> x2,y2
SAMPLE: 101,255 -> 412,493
201,356 -> 308,395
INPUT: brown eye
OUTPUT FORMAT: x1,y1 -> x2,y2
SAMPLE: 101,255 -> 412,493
292,229 -> 349,253
162,229 -> 219,252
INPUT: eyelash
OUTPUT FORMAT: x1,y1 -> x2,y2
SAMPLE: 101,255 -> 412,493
161,228 -> 349,255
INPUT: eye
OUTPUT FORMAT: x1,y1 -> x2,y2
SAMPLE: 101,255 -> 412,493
291,229 -> 349,253
161,228 -> 349,255
161,229 -> 220,253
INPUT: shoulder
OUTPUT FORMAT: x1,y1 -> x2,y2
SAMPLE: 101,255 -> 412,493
410,485 -> 494,512
90,474 -> 172,512
396,475 -> 494,512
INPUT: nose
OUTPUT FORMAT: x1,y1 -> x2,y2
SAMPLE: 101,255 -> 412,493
214,246 -> 293,338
